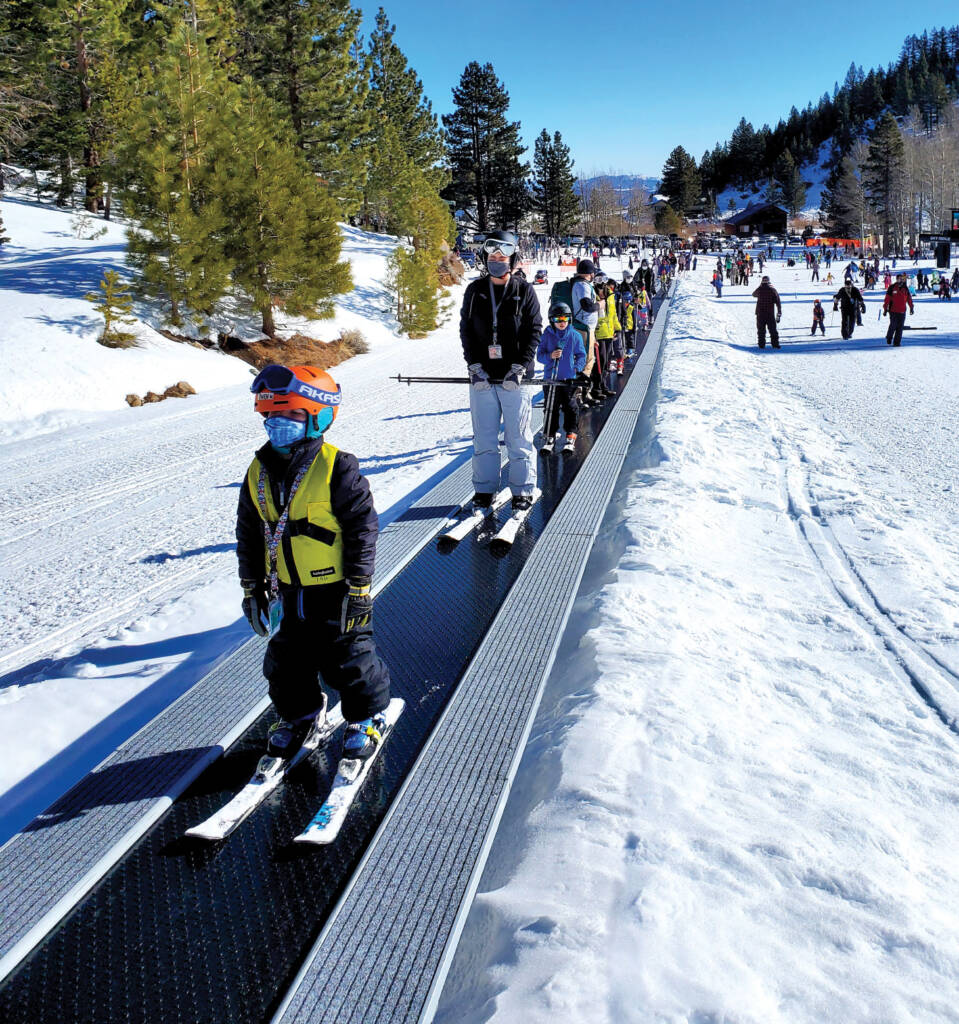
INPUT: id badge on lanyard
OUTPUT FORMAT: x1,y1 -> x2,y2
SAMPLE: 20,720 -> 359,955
268,596 -> 284,637
256,463 -> 309,637
488,279 -> 504,362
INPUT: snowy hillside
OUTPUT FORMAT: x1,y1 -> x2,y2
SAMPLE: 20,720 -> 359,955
0,188 -> 404,439
716,142 -> 832,221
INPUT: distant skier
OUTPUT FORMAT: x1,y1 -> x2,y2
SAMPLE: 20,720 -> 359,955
811,299 -> 826,336
238,364 -> 391,764
882,272 -> 914,346
833,281 -> 866,340
752,275 -> 782,349
461,229 -> 542,512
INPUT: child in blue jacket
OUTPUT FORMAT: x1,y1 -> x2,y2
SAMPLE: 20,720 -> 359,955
537,302 -> 588,450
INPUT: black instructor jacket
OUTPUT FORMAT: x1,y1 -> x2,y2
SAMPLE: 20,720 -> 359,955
236,436 -> 378,585
459,273 -> 542,379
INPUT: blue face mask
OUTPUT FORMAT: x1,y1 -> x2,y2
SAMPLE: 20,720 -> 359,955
264,415 -> 307,452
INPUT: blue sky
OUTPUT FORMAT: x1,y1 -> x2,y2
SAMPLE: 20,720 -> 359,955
362,1 -> 950,178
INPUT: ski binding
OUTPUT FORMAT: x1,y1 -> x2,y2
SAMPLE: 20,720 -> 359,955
294,697 -> 405,845
185,699 -> 343,841
438,486 -> 511,545
489,488 -> 542,555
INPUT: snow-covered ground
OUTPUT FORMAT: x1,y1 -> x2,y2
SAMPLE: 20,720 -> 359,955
5,186 -> 959,1020
0,190 -> 483,837
438,266 -> 959,1023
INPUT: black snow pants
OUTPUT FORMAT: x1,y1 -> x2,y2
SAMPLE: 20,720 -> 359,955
544,381 -> 581,437
756,313 -> 779,347
840,309 -> 856,340
886,311 -> 906,346
263,583 -> 390,723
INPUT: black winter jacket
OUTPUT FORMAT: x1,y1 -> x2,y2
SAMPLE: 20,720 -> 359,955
236,437 -> 378,585
635,266 -> 655,296
460,274 -> 542,379
833,285 -> 865,314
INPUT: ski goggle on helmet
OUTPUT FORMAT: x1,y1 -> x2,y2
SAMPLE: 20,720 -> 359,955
251,364 -> 341,435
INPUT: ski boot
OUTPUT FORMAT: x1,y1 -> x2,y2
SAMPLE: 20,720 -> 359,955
540,432 -> 557,454
342,712 -> 387,761
470,491 -> 493,512
511,494 -> 533,512
562,433 -> 577,454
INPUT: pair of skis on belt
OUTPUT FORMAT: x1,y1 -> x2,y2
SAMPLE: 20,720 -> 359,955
437,487 -> 542,552
185,696 -> 404,844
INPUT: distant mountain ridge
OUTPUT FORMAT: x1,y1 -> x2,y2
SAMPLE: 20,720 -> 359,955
576,173 -> 660,195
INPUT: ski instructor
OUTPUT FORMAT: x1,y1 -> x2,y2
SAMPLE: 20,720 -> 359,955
461,229 -> 542,513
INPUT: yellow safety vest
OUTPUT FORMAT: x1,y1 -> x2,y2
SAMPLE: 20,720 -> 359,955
246,444 -> 345,586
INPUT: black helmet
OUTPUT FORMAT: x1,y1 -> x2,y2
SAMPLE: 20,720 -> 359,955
481,229 -> 519,269
548,302 -> 572,322
576,258 -> 595,276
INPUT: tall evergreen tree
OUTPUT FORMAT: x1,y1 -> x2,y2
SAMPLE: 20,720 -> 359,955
821,155 -> 866,238
120,19 -> 233,324
441,62 -> 529,231
863,111 -> 906,255
530,129 -> 578,236
773,150 -> 807,216
660,145 -> 700,216
235,0 -> 371,216
362,8 -> 445,232
223,78 -> 351,337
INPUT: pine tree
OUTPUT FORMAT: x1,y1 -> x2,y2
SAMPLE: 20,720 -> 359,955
863,112 -> 906,255
442,62 -> 529,231
85,268 -> 137,346
362,8 -> 445,232
530,130 -> 578,236
234,0 -> 371,217
222,78 -> 351,338
659,146 -> 700,216
120,19 -> 233,325
821,156 -> 866,238
773,150 -> 807,216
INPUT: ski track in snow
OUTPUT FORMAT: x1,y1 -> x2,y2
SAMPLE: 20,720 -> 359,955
440,267 -> 959,1024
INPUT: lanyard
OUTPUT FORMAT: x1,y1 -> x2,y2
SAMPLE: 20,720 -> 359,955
489,277 -> 506,341
257,462 -> 310,598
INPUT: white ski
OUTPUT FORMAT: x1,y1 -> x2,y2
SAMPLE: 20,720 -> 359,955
185,700 -> 344,841
489,488 -> 542,552
293,698 -> 405,846
438,487 -> 511,544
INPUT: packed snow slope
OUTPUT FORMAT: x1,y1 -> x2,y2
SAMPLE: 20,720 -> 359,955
0,190 -> 482,836
439,266 -> 959,1023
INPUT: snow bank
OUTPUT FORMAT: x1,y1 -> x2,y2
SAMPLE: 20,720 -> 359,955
440,267 -> 959,1023
0,190 -> 408,439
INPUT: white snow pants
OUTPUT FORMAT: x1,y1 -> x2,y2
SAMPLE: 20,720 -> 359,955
469,383 -> 536,496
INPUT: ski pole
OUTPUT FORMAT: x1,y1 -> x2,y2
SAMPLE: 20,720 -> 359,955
541,356 -> 559,443
391,374 -> 566,386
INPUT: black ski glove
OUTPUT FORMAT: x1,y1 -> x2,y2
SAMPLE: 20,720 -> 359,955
241,579 -> 270,637
340,576 -> 373,634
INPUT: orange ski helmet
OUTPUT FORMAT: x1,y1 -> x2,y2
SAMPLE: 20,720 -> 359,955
251,364 -> 341,435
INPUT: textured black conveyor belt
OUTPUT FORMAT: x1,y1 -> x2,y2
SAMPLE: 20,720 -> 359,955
0,307 -> 662,1024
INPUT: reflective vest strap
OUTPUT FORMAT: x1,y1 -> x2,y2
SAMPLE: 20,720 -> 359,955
287,518 -> 337,545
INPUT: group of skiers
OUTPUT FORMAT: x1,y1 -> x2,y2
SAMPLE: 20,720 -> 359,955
748,270 -> 923,346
